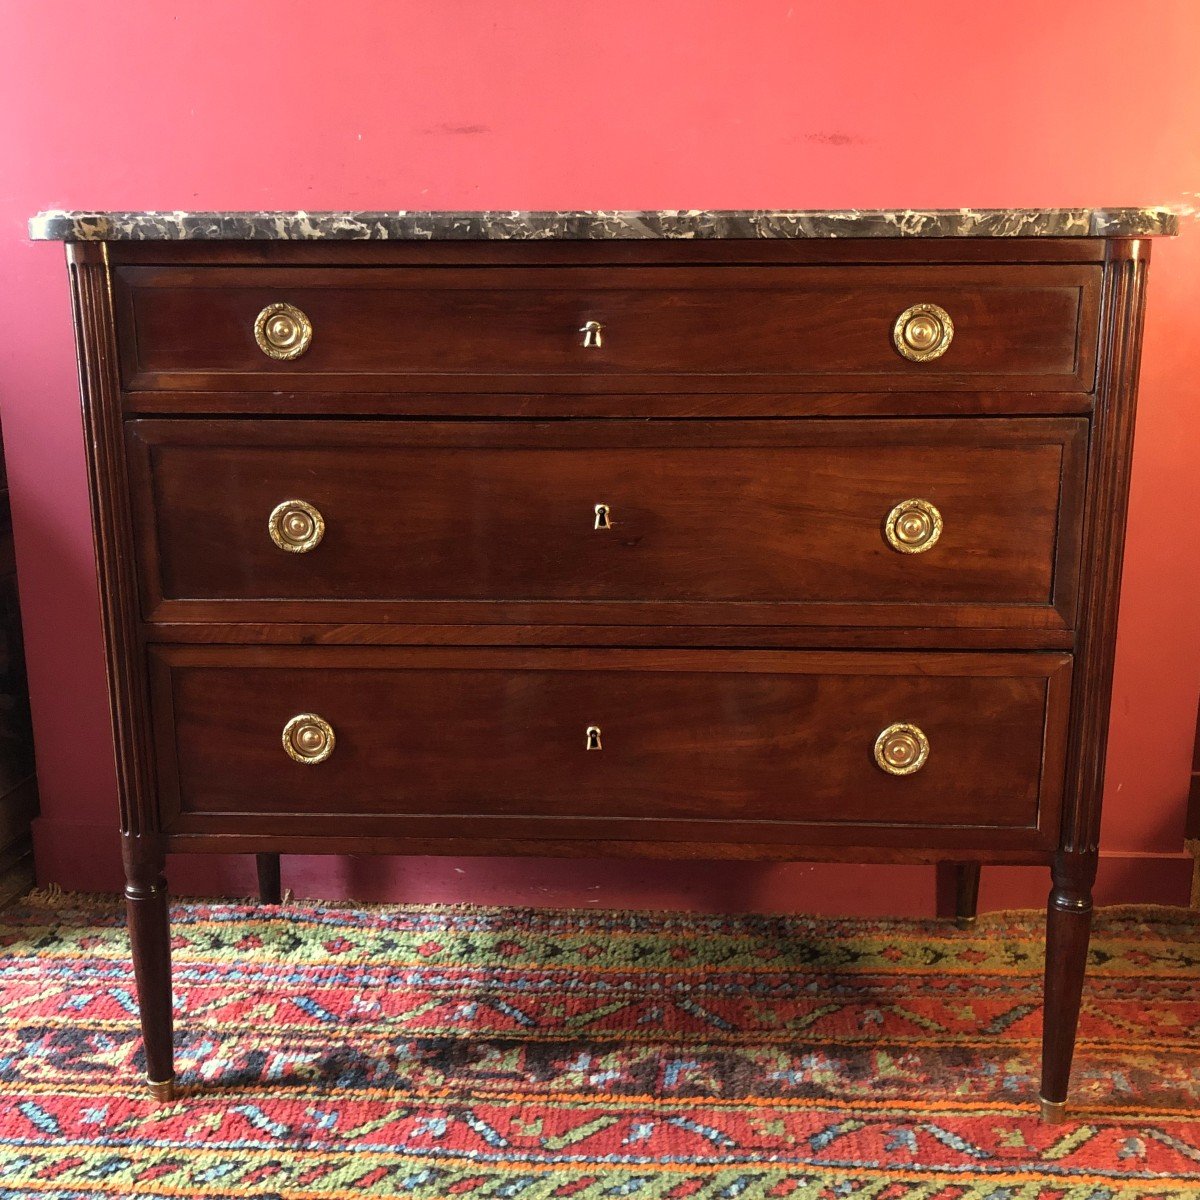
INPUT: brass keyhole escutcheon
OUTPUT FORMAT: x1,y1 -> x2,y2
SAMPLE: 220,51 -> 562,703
254,301 -> 313,360
586,725 -> 603,751
874,723 -> 930,776
282,713 -> 335,765
884,498 -> 942,554
268,500 -> 325,554
594,503 -> 612,530
893,302 -> 953,362
579,319 -> 604,348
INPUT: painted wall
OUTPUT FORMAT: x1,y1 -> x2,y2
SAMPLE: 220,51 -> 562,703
1,1 -> 1198,913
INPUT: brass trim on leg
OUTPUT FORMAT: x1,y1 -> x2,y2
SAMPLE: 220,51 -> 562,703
148,1076 -> 177,1103
1039,1096 -> 1067,1124
955,915 -> 977,930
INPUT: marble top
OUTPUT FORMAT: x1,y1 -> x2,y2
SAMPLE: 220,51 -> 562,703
28,207 -> 1178,242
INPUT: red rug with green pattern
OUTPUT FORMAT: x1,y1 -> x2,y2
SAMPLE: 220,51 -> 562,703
1,893 -> 1198,1198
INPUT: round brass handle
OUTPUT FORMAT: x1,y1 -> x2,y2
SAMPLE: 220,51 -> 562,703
884,498 -> 942,554
874,723 -> 929,776
254,301 -> 312,360
268,499 -> 324,554
282,713 -> 335,765
893,302 -> 953,362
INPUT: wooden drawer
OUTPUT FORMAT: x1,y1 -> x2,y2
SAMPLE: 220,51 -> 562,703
115,264 -> 1100,396
151,647 -> 1071,850
127,418 -> 1086,631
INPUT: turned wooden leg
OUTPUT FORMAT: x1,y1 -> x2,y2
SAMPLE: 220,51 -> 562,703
955,863 -> 981,930
1040,853 -> 1096,1122
123,836 -> 175,1102
256,853 -> 282,904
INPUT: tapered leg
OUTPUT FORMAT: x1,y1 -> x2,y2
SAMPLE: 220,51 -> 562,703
123,837 -> 175,1102
256,853 -> 282,904
955,863 -> 981,930
1040,853 -> 1096,1122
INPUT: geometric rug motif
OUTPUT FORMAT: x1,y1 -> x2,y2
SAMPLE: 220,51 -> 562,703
1,893 -> 1198,1198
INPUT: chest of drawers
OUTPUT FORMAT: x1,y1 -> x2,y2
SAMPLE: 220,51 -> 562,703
32,206 -> 1175,1121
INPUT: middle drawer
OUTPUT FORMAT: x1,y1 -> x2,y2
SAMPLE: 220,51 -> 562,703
127,418 -> 1086,630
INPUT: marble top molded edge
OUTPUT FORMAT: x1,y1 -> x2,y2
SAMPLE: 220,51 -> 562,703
28,207 -> 1178,241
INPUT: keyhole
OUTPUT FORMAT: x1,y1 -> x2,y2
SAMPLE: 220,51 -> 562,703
580,320 -> 604,349
594,503 -> 612,531
586,725 -> 603,751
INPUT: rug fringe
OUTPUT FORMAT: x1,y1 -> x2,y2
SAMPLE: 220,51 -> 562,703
982,901 -> 1197,924
20,885 -> 124,911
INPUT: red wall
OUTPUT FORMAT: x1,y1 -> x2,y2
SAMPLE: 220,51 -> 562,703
2,2 -> 1198,914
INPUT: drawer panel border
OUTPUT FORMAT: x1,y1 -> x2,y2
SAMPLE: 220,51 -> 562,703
115,262 -> 1101,395
126,417 -> 1088,632
148,644 -> 1072,854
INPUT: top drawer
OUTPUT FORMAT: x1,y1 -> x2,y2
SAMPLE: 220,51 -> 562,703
114,264 -> 1101,396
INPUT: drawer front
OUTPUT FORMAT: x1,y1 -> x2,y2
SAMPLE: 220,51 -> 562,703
115,264 -> 1100,395
128,418 -> 1086,630
151,647 -> 1071,850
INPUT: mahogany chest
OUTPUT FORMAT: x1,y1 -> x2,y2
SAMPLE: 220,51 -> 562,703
31,206 -> 1175,1120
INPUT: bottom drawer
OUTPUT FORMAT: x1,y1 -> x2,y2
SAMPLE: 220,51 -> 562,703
150,647 -> 1071,850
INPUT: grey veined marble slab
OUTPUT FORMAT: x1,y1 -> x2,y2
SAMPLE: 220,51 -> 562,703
28,207 -> 1178,241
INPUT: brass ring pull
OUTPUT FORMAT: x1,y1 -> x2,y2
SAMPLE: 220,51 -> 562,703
893,302 -> 953,362
254,301 -> 313,360
268,500 -> 324,554
874,723 -> 929,776
884,498 -> 942,554
282,713 -> 335,765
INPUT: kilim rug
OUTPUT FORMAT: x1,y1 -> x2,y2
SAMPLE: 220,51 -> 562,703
0,893 -> 1198,1199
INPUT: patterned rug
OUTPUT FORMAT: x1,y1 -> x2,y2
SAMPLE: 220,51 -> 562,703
1,893 -> 1198,1199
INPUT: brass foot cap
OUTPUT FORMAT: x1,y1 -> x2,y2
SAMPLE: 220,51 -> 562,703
1039,1096 -> 1067,1124
147,1076 -> 176,1103
955,916 -> 978,930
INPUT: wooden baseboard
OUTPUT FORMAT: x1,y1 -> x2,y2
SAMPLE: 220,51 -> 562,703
1185,839 -> 1200,909
0,837 -> 34,909
0,777 -> 38,859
